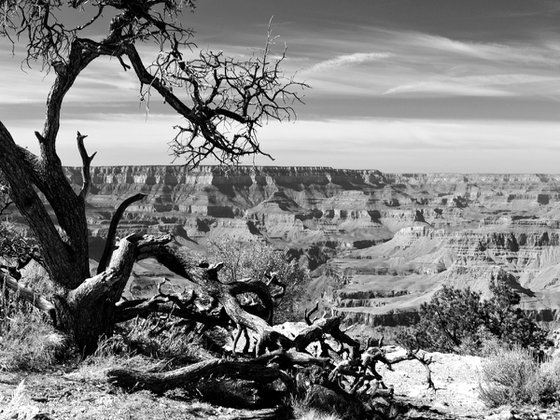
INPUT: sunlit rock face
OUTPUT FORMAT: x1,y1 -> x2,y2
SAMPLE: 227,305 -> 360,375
59,166 -> 560,326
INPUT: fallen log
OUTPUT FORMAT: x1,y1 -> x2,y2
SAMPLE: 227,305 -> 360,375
107,358 -> 287,394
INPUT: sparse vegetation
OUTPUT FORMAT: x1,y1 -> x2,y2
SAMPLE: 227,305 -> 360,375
209,237 -> 310,322
480,346 -> 560,407
401,276 -> 546,354
0,310 -> 64,371
0,380 -> 42,420
0,225 -> 64,371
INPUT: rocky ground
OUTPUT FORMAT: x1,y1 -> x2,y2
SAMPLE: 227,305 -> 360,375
380,349 -> 560,420
2,348 -> 559,420
0,368 -> 286,420
379,348 -> 486,418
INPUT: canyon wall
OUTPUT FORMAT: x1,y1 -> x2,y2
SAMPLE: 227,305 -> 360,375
55,166 -> 560,326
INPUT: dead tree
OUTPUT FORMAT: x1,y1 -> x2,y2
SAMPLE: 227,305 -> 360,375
0,0 -> 306,354
0,4 -> 434,415
106,262 -> 435,415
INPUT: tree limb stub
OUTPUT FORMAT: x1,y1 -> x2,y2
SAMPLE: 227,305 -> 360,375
97,193 -> 146,274
77,131 -> 96,199
72,237 -> 137,304
305,301 -> 320,326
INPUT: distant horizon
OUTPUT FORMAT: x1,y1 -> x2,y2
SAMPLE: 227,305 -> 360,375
3,1 -> 560,172
66,163 -> 560,176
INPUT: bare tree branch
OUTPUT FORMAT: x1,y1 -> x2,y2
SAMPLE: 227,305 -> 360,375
97,193 -> 146,274
126,30 -> 307,167
71,236 -> 137,304
77,131 -> 97,199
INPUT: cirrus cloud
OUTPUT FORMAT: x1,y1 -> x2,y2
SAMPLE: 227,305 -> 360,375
303,52 -> 393,74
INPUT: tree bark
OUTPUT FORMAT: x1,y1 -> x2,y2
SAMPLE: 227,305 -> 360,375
107,358 -> 286,394
0,124 -> 78,287
54,236 -> 138,354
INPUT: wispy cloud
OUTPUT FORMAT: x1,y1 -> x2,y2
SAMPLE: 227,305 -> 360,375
291,27 -> 560,100
303,52 -> 393,74
407,32 -> 560,66
2,0 -> 560,171
383,74 -> 560,97
383,81 -> 511,97
252,118 -> 560,172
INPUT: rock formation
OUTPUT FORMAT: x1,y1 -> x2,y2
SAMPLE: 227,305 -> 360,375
7,165 -> 560,327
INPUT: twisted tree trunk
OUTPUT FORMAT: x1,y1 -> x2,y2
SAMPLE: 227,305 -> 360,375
0,0 -> 305,356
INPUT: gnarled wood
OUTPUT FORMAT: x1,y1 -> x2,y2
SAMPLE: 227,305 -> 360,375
229,279 -> 275,324
57,236 -> 139,353
107,348 -> 331,396
107,358 -> 286,394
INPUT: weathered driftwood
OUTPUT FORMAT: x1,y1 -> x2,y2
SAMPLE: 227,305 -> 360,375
107,358 -> 286,394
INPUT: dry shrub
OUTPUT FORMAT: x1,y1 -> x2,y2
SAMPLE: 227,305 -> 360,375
527,356 -> 560,405
0,250 -> 65,371
120,316 -> 213,364
71,335 -> 163,382
480,346 -> 560,407
290,395 -> 343,420
480,346 -> 537,406
0,380 -> 43,419
73,316 -> 213,382
0,310 -> 65,371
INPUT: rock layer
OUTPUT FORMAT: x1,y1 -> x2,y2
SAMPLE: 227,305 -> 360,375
52,166 -> 560,326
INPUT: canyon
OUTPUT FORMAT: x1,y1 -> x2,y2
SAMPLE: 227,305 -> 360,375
12,165 -> 560,327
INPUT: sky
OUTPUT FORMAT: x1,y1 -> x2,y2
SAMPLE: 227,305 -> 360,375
2,0 -> 560,172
